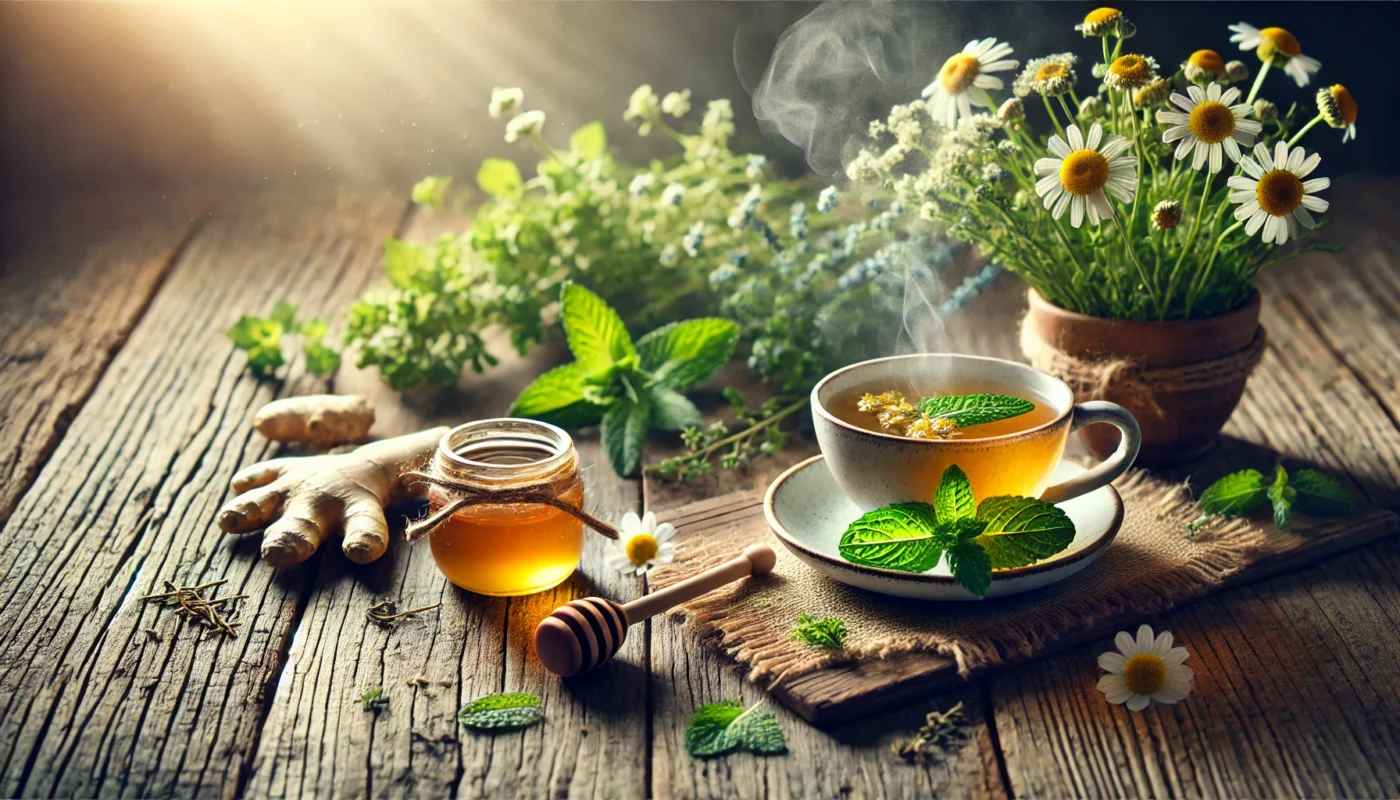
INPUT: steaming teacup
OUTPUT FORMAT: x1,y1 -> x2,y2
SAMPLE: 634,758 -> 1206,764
811,354 -> 1141,510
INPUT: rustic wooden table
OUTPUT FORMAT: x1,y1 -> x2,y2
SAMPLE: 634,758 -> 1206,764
2,181 -> 1398,799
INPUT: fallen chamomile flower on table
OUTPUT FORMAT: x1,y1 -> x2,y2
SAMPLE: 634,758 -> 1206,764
1228,22 -> 1321,87
922,37 -> 1018,128
1227,141 -> 1329,245
1156,83 -> 1262,174
605,511 -> 676,576
1097,624 -> 1193,711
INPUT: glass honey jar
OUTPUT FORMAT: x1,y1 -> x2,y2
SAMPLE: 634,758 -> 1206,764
426,419 -> 585,596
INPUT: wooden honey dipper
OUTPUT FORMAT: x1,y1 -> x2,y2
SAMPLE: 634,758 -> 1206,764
534,544 -> 777,677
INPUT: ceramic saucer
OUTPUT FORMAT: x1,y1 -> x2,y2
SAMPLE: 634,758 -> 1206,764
764,455 -> 1123,600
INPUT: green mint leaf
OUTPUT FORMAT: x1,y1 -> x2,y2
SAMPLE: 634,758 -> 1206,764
946,540 -> 992,598
1267,465 -> 1296,529
916,394 -> 1035,429
647,386 -> 704,431
411,175 -> 452,209
942,517 -> 988,541
227,315 -> 286,377
269,301 -> 299,332
383,239 -> 431,289
933,465 -> 976,523
1196,469 -> 1267,517
510,362 -> 606,429
635,318 -> 740,390
791,614 -> 847,651
457,692 -> 543,731
839,503 -> 949,573
685,701 -> 787,758
973,496 -> 1076,569
303,340 -> 342,376
1291,468 -> 1355,517
476,158 -> 523,198
300,318 -> 329,340
561,282 -> 636,373
601,395 -> 650,477
569,121 -> 608,159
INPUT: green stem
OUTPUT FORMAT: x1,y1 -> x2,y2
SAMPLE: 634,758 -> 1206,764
1244,61 -> 1271,105
1041,95 -> 1067,141
1164,170 -> 1216,316
1286,113 -> 1325,147
1185,220 -> 1244,317
1111,210 -> 1158,317
691,398 -> 806,462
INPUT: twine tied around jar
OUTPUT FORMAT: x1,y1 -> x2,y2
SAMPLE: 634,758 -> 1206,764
402,468 -> 621,543
1018,321 -> 1268,417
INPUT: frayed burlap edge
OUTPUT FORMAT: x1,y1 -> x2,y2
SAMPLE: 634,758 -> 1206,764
653,471 -> 1270,688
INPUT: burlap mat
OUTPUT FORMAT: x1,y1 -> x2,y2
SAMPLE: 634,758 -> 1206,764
649,470 -> 1349,688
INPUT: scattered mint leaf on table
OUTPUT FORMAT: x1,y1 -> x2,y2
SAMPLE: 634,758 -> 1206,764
508,282 -> 737,477
792,614 -> 848,651
1195,469 -> 1267,516
1267,465 -> 1296,529
458,692 -> 543,731
916,393 -> 1035,429
361,687 -> 389,711
685,701 -> 788,758
229,303 -> 343,379
1291,469 -> 1355,517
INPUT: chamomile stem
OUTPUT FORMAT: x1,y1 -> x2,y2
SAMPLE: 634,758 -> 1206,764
1185,220 -> 1244,316
1041,95 -> 1067,140
1286,113 -> 1325,147
690,398 -> 806,461
1111,211 -> 1158,317
1164,170 -> 1215,316
1244,61 -> 1271,105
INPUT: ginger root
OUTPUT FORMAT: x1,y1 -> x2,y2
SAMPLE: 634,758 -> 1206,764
218,427 -> 448,567
254,394 -> 375,447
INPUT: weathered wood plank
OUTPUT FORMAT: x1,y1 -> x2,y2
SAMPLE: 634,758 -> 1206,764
246,206 -> 648,799
0,191 -> 207,526
991,535 -> 1400,798
0,189 -> 408,798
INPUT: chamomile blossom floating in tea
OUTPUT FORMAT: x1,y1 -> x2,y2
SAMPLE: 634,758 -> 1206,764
605,511 -> 676,576
1156,83 -> 1262,173
1096,625 -> 1193,711
921,38 -> 1018,128
1034,123 -> 1136,228
1227,141 -> 1330,245
1229,23 -> 1321,88
850,390 -> 1044,440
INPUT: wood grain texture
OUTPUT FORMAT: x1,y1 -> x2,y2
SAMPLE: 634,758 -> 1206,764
0,189 -> 408,798
245,206 -> 649,799
0,191 -> 207,525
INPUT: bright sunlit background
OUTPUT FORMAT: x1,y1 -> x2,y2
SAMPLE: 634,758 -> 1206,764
3,2 -> 1396,193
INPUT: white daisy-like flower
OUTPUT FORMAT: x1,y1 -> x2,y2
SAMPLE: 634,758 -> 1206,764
1228,23 -> 1321,87
1317,84 -> 1359,143
921,38 -> 1018,128
1227,141 -> 1330,245
1103,54 -> 1160,91
1156,83 -> 1263,173
1033,123 -> 1136,228
1182,49 -> 1227,84
604,511 -> 676,576
1096,624 -> 1193,711
1013,53 -> 1078,98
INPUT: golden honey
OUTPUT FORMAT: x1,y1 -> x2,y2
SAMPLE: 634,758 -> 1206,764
427,420 -> 584,596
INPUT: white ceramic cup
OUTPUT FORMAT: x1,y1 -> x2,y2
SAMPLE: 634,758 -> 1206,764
811,353 -> 1141,510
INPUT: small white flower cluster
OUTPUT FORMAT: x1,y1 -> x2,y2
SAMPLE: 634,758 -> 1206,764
682,221 -> 706,257
660,89 -> 691,118
727,184 -> 763,230
504,110 -> 546,144
624,85 -> 661,135
817,186 -> 838,213
489,87 -> 524,119
789,201 -> 808,239
746,154 -> 767,180
628,173 -> 655,197
659,182 -> 685,208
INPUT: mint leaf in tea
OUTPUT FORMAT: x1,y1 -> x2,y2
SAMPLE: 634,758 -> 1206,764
841,387 -> 1051,440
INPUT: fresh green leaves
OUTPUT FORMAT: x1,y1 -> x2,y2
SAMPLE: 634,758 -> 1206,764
684,701 -> 787,758
916,393 -> 1035,429
838,465 -> 1075,598
569,121 -> 608,159
457,692 -> 543,731
510,282 -> 737,476
1191,465 -> 1354,534
791,614 -> 848,651
361,687 -> 388,711
1291,469 -> 1355,517
229,301 -> 341,379
411,175 -> 452,209
476,158 -> 523,198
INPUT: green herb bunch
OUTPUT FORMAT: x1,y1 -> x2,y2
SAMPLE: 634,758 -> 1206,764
840,465 -> 1075,598
1189,464 -> 1353,535
228,301 -> 340,378
791,613 -> 848,651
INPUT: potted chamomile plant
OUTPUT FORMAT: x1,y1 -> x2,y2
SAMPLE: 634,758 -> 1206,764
847,10 -> 1356,463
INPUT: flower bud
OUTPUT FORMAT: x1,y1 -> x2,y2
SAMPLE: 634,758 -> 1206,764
996,97 -> 1025,124
1151,200 -> 1183,231
1252,99 -> 1278,123
1225,60 -> 1250,82
1134,79 -> 1172,107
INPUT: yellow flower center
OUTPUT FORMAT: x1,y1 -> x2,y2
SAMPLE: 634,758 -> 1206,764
1188,49 -> 1226,75
1258,27 -> 1302,59
1083,7 -> 1121,25
1256,169 -> 1305,216
1188,101 -> 1237,144
1059,150 -> 1110,196
1110,55 -> 1153,84
1036,62 -> 1070,81
940,53 -> 981,94
624,533 -> 659,566
1330,85 -> 1358,125
1123,653 -> 1167,695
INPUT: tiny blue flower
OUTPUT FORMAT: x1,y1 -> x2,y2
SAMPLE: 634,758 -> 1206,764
709,264 -> 739,286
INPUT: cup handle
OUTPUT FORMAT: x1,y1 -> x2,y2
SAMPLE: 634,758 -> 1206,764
1039,401 -> 1141,505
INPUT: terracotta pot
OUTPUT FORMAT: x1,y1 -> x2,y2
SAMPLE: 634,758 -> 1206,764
1021,289 -> 1262,465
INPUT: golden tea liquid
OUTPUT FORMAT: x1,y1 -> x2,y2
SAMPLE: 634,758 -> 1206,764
427,422 -> 585,596
828,382 -> 1068,500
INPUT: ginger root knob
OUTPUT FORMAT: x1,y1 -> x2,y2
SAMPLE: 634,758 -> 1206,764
254,394 -> 375,447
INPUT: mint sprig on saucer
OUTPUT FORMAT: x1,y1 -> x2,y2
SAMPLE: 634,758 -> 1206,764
838,466 -> 1075,598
